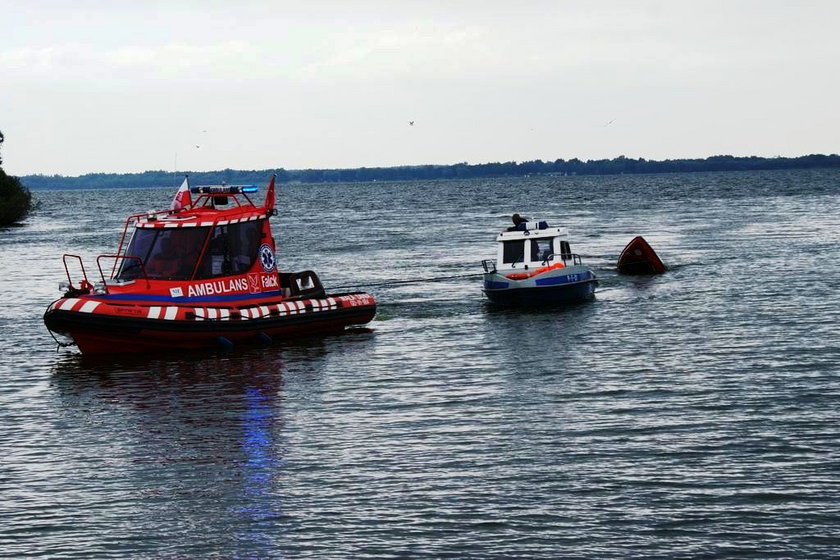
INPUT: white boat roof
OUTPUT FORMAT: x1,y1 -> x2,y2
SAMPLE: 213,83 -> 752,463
495,226 -> 568,242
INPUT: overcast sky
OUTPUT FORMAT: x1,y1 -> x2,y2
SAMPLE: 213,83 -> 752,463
1,1 -> 838,176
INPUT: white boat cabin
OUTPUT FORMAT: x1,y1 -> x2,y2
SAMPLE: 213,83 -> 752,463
483,226 -> 581,273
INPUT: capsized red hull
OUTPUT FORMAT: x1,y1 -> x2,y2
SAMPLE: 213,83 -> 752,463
617,236 -> 666,275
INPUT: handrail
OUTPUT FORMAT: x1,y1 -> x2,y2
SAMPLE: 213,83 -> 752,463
492,252 -> 585,271
61,254 -> 89,288
112,214 -> 144,277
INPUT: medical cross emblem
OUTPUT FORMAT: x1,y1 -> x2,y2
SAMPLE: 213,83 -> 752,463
258,244 -> 276,272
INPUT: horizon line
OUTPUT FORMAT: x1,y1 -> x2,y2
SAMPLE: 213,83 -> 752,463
12,152 -> 840,179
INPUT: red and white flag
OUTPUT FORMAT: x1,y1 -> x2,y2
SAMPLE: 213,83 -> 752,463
170,176 -> 191,211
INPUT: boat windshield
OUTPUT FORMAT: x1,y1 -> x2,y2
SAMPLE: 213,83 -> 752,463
117,227 -> 210,280
115,219 -> 265,281
195,220 -> 263,279
532,238 -> 553,262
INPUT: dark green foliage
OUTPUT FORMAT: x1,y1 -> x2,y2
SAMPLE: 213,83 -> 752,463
0,130 -> 35,226
16,153 -> 840,190
0,168 -> 33,226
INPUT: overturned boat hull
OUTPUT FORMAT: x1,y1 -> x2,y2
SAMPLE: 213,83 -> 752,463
617,236 -> 666,275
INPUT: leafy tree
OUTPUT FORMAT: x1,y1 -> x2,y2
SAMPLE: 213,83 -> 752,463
0,130 -> 34,226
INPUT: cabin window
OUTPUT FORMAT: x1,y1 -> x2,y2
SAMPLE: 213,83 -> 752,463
532,238 -> 553,262
117,226 -> 209,280
559,240 -> 572,258
502,240 -> 525,264
196,220 -> 264,279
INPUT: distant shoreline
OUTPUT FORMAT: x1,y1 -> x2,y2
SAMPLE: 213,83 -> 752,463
19,153 -> 840,190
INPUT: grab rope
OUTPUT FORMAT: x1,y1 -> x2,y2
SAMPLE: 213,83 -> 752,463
47,326 -> 76,351
43,302 -> 77,351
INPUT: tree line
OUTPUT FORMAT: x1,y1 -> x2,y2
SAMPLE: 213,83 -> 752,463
18,153 -> 840,191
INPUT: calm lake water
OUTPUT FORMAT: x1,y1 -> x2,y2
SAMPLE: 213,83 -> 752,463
1,169 -> 839,558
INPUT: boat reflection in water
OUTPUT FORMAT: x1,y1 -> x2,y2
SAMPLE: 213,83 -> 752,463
48,343 -> 332,557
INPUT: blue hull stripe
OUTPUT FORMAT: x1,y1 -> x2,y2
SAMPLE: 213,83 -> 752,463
534,273 -> 592,287
95,290 -> 285,304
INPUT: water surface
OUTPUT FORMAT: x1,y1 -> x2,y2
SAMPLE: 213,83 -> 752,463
1,170 -> 839,558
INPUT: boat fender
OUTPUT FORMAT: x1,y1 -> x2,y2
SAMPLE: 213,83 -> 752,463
216,336 -> 234,351
256,332 -> 272,345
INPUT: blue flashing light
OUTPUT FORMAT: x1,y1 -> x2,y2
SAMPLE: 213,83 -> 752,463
241,185 -> 259,193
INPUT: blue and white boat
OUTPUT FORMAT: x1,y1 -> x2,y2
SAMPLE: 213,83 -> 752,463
481,222 -> 598,305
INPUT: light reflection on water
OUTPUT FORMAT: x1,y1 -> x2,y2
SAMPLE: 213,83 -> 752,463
1,170 -> 839,558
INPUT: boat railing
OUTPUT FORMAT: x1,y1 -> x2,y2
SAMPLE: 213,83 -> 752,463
97,255 -> 151,291
112,214 -> 146,276
544,252 -> 583,266
61,254 -> 92,295
482,253 -> 583,274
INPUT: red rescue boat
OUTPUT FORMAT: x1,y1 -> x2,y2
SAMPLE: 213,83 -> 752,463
617,236 -> 667,275
43,176 -> 376,354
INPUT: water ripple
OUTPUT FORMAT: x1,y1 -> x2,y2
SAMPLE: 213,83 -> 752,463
1,171 -> 839,558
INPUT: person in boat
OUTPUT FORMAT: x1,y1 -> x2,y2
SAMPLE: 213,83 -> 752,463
507,213 -> 529,231
172,242 -> 201,278
148,237 -> 197,279
144,238 -> 178,278
232,225 -> 262,273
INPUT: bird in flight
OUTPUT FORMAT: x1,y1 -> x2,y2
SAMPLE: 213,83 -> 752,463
409,121 -> 414,126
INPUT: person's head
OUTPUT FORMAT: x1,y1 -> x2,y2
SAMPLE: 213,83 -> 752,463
512,213 -> 525,225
